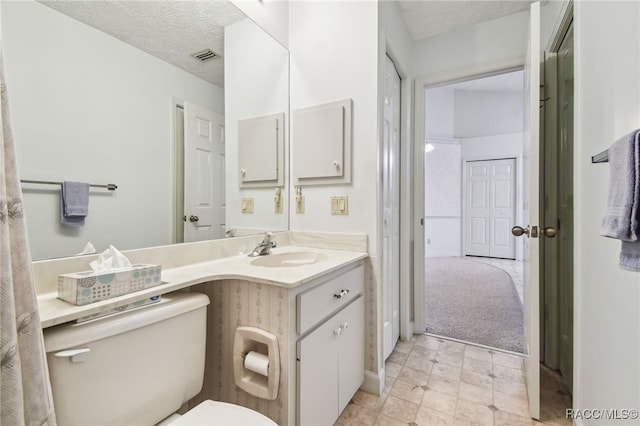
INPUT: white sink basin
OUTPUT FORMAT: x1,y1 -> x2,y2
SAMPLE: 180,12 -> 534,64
250,252 -> 328,267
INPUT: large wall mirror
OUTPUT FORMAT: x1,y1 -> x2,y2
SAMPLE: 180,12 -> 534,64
2,0 -> 289,260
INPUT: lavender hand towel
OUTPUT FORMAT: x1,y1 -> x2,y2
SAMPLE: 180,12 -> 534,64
600,129 -> 640,271
61,181 -> 89,227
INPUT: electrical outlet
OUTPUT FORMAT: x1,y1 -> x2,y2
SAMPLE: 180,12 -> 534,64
241,197 -> 254,214
331,196 -> 348,215
427,238 -> 431,245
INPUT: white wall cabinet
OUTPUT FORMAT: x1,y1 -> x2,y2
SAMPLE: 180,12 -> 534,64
292,99 -> 352,186
296,265 -> 364,425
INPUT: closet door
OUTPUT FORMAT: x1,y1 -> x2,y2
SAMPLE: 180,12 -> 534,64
465,159 -> 516,259
489,159 -> 516,259
465,161 -> 491,256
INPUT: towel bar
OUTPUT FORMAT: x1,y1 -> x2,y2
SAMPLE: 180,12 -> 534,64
20,179 -> 117,190
591,149 -> 609,163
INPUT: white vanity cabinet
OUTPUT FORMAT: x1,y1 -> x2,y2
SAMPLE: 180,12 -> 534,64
296,264 -> 364,425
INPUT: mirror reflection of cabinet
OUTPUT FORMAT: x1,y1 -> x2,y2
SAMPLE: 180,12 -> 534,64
238,113 -> 284,188
225,17 -> 289,233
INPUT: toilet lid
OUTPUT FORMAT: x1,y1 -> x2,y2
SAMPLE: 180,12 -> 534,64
170,400 -> 278,426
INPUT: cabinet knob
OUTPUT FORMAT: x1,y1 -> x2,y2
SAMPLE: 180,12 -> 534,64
333,289 -> 350,299
342,322 -> 349,330
334,327 -> 343,336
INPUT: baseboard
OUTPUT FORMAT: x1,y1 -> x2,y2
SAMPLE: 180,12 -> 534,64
361,369 -> 385,395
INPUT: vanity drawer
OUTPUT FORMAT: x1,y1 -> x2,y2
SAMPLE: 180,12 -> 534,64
297,264 -> 363,335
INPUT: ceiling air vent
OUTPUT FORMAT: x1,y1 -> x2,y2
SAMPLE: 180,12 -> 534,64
192,48 -> 219,62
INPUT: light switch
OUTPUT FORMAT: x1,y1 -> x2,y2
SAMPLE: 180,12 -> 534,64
241,197 -> 254,214
331,196 -> 348,215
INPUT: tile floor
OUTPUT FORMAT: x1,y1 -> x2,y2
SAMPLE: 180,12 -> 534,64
335,335 -> 572,426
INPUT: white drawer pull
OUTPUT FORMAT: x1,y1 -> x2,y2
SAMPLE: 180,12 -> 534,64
54,348 -> 91,363
333,289 -> 350,299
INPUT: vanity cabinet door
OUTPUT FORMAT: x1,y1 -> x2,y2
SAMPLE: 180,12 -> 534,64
298,296 -> 364,425
338,296 -> 364,413
298,313 -> 340,426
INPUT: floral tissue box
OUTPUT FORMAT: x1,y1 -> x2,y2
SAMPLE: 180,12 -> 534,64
58,264 -> 162,306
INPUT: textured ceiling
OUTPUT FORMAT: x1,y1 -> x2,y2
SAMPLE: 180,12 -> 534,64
397,0 -> 535,41
39,0 -> 246,87
40,1 -> 535,87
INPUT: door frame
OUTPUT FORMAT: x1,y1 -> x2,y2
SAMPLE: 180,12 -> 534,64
379,45 -> 414,346
413,63 -> 524,335
541,2 -> 574,392
171,99 -> 186,244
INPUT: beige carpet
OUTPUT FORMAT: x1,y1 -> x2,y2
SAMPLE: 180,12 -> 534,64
425,257 -> 525,353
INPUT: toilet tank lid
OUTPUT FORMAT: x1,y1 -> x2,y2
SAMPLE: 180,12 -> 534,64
44,292 -> 210,352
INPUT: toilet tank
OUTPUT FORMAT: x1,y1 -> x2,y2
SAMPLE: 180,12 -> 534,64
43,292 -> 210,426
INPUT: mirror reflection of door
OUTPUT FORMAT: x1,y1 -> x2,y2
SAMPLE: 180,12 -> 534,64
177,102 -> 226,243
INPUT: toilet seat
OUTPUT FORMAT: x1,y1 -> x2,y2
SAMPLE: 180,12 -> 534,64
168,400 -> 278,426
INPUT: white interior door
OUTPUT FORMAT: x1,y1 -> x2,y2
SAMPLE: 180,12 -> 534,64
490,158 -> 516,259
465,159 -> 516,259
519,1 -> 541,419
382,55 -> 401,360
184,102 -> 225,242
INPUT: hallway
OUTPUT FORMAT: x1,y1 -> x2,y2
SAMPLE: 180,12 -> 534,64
335,335 -> 571,426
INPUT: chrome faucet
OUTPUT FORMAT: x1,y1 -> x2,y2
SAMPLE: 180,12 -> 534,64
248,232 -> 277,257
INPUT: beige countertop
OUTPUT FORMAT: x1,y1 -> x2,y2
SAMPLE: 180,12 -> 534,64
37,245 -> 367,328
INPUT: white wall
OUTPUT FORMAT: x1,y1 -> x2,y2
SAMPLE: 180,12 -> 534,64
454,90 -> 523,137
461,132 -> 523,160
225,18 -> 289,233
573,1 -> 640,422
2,1 -> 223,260
413,10 -> 529,83
289,1 -> 378,252
424,140 -> 462,257
425,87 -> 455,137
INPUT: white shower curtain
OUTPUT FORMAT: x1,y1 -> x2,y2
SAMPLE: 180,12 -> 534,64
0,18 -> 56,426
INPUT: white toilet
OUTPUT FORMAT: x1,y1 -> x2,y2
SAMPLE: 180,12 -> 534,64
43,292 -> 277,426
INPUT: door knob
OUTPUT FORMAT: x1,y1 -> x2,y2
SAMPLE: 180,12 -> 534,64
541,227 -> 557,238
512,226 -> 530,237
512,225 -> 539,238
189,215 -> 199,223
